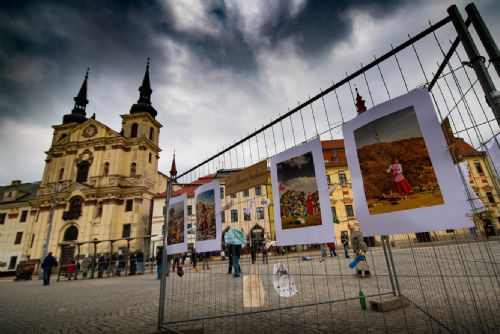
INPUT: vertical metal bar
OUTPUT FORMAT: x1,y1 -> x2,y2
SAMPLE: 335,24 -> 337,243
385,236 -> 401,296
465,3 -> 500,78
381,235 -> 397,296
448,5 -> 500,127
158,178 -> 173,329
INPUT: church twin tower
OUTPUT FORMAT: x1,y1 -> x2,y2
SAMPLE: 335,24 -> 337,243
28,60 -> 167,263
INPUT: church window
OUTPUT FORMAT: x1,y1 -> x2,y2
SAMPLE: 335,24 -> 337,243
0,213 -> 6,225
103,162 -> 110,176
20,210 -> 28,223
63,226 -> 79,241
8,256 -> 17,270
76,161 -> 90,183
131,123 -> 138,138
59,168 -> 64,181
149,153 -> 152,163
149,127 -> 154,140
122,224 -> 131,238
14,232 -> 23,245
69,197 -> 83,214
96,202 -> 103,218
125,199 -> 133,212
130,162 -> 137,177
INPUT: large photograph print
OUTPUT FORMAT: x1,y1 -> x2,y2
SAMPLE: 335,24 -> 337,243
194,181 -> 222,252
343,89 -> 473,236
354,106 -> 444,215
271,138 -> 335,246
165,193 -> 188,255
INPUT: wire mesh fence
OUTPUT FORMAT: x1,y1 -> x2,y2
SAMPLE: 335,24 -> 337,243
159,4 -> 499,333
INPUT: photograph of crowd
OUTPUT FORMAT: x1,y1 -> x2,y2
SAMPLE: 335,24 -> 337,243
277,151 -> 322,230
354,106 -> 444,215
195,189 -> 217,241
167,201 -> 185,245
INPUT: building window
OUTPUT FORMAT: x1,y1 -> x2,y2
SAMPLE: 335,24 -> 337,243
149,127 -> 154,140
230,192 -> 237,199
30,234 -> 35,248
20,210 -> 28,223
474,162 -> 484,174
70,197 -> 83,214
148,153 -> 152,163
130,162 -> 137,177
14,232 -> 23,245
221,212 -> 225,223
103,162 -> 110,176
125,199 -> 134,212
345,205 -> 354,217
231,209 -> 238,222
63,226 -> 79,241
96,202 -> 103,218
220,187 -> 224,199
332,155 -> 339,163
187,205 -> 192,216
255,186 -> 262,196
0,213 -> 6,225
58,168 -> 64,181
122,224 -> 131,238
339,172 -> 347,184
76,161 -> 90,183
256,207 -> 264,220
131,123 -> 138,138
8,256 -> 17,270
244,210 -> 251,221
243,189 -> 249,197
331,206 -> 337,218
486,192 -> 495,203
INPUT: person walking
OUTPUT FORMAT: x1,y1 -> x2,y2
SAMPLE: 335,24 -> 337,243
81,255 -> 92,278
250,243 -> 257,265
66,260 -> 76,280
97,254 -> 107,278
202,252 -> 210,270
348,222 -> 370,277
327,242 -> 337,257
341,232 -> 350,259
232,244 -> 242,277
129,251 -> 137,275
319,243 -> 327,263
136,250 -> 144,275
261,244 -> 269,264
41,252 -> 58,286
156,249 -> 163,280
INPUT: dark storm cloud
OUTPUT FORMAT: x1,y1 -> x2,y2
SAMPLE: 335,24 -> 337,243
0,0 -> 168,122
261,0 -> 409,57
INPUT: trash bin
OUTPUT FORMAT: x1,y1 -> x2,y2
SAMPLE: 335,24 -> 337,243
15,261 -> 36,281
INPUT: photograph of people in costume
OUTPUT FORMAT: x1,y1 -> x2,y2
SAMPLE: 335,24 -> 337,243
277,151 -> 322,229
354,106 -> 444,215
195,189 -> 217,241
167,201 -> 185,245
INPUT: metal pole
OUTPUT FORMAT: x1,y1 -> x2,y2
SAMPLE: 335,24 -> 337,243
385,235 -> 401,296
448,5 -> 500,128
39,181 -> 61,278
465,3 -> 500,78
381,235 -> 397,296
158,178 -> 173,329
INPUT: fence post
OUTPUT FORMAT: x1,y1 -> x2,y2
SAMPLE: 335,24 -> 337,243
465,3 -> 500,78
385,235 -> 401,296
381,235 -> 397,296
447,5 -> 500,128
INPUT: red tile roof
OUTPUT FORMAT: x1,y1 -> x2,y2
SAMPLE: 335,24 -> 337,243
321,139 -> 347,166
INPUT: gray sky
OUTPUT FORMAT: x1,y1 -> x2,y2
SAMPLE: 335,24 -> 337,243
1,0 -> 499,185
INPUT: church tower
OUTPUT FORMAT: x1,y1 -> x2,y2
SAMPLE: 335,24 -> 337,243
29,62 -> 166,265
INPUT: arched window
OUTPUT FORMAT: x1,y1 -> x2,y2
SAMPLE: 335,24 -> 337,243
149,127 -> 154,140
131,123 -> 138,138
58,168 -> 64,181
76,161 -> 90,183
103,162 -> 110,176
69,196 -> 83,213
130,162 -> 137,177
63,226 -> 79,241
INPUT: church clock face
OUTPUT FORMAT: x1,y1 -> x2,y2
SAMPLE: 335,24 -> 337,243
83,125 -> 97,138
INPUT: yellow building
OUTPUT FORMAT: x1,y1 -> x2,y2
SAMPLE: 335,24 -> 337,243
25,63 -> 166,265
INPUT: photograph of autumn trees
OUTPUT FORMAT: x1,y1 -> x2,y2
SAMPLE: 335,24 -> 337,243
167,201 -> 185,245
354,106 -> 444,215
277,151 -> 322,229
195,189 -> 217,241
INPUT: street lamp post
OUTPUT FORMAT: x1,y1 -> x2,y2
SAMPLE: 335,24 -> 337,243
39,180 -> 62,277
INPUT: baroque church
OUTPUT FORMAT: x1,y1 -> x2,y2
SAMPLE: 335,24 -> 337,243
0,60 -> 167,269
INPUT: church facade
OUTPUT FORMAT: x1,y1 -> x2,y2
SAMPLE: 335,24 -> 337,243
22,61 -> 167,266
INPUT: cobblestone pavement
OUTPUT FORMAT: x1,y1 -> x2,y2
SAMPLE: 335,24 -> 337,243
1,240 -> 499,334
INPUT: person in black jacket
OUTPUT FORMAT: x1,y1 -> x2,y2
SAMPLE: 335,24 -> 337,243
41,252 -> 58,286
228,244 -> 242,277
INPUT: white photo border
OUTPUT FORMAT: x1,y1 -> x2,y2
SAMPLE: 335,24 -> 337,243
165,193 -> 188,255
342,89 -> 473,236
194,180 -> 222,252
270,137 -> 335,246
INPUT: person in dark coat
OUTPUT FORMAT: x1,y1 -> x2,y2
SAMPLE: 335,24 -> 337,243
116,252 -> 126,277
129,251 -> 137,275
136,250 -> 144,274
41,252 -> 58,286
156,249 -> 163,280
228,244 -> 242,277
250,243 -> 257,264
97,254 -> 107,278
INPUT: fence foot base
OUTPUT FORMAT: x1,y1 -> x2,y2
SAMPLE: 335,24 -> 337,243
370,296 -> 408,312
